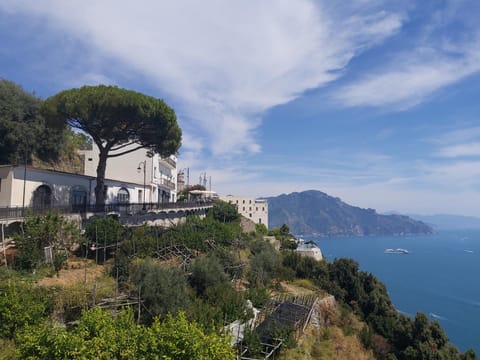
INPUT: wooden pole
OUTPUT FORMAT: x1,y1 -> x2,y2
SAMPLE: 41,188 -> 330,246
1,223 -> 7,270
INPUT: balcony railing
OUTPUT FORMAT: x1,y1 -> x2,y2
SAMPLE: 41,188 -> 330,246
160,178 -> 176,190
0,201 -> 213,221
159,157 -> 176,169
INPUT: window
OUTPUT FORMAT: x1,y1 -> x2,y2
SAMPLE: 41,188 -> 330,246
236,200 -> 238,204
249,200 -> 252,204
249,207 -> 251,211
256,207 -> 258,211
138,189 -> 143,203
259,218 -> 262,224
117,188 -> 130,204
243,206 -> 245,211
249,213 -> 252,217
243,200 -> 245,204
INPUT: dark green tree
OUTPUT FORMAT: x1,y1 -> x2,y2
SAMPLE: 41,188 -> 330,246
0,79 -> 64,165
131,259 -> 190,324
43,85 -> 182,206
210,199 -> 239,223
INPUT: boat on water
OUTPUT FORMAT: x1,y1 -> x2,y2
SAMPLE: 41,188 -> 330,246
384,248 -> 409,254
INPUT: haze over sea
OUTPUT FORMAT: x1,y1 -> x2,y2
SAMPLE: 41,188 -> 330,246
309,230 -> 480,354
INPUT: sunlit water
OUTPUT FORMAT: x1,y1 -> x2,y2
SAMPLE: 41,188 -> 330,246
307,230 -> 480,353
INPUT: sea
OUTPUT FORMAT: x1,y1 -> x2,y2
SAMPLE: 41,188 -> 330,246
307,230 -> 480,354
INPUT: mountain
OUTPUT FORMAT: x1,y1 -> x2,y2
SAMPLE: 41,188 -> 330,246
267,190 -> 433,236
408,214 -> 480,230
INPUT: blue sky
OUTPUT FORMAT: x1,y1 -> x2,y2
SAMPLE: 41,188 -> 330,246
1,0 -> 480,216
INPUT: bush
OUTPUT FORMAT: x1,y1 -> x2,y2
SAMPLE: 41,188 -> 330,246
131,259 -> 190,324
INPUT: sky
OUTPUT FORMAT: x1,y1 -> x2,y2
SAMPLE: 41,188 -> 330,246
1,0 -> 480,216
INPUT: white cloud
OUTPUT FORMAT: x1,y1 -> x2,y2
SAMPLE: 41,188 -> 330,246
0,0 -> 405,156
437,142 -> 480,158
333,47 -> 480,109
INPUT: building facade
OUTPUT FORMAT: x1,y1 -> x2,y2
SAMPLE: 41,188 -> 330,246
80,144 -> 178,204
0,165 -> 148,209
219,195 -> 268,228
0,145 -> 178,210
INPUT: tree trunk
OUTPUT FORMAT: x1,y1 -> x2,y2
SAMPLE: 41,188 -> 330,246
95,149 -> 109,210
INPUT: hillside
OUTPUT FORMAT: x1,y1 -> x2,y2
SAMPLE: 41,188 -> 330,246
268,190 -> 433,236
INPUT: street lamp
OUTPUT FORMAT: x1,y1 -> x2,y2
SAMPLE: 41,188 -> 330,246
137,160 -> 146,210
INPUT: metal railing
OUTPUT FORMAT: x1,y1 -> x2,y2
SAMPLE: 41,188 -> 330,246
160,178 -> 176,190
0,201 -> 213,221
159,157 -> 176,168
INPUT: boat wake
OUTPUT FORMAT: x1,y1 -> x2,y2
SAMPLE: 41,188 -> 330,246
384,248 -> 409,254
429,312 -> 447,321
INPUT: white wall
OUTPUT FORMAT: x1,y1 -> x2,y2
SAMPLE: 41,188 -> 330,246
80,144 -> 177,203
0,166 -> 152,208
220,195 -> 269,228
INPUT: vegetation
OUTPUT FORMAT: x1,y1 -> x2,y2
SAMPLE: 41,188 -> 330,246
42,85 -> 182,206
0,79 -> 66,166
14,211 -> 81,270
16,308 -> 234,360
0,173 -> 476,359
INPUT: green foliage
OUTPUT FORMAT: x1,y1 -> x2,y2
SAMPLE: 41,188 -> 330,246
279,224 -> 290,236
14,212 -> 82,270
210,199 -> 240,223
84,216 -> 125,248
247,286 -> 270,308
43,84 -> 182,206
0,282 -> 51,339
160,214 -> 240,251
0,79 -> 65,165
255,223 -> 268,236
131,259 -> 190,324
189,255 -> 229,296
16,308 -> 234,359
248,240 -> 282,287
52,253 -> 67,276
242,328 -> 263,358
281,255 -> 476,359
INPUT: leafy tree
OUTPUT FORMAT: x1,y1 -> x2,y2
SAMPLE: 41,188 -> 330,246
43,85 -> 182,206
0,282 -> 51,339
248,241 -> 281,287
210,199 -> 239,223
255,223 -> 268,236
279,224 -> 290,236
189,255 -> 229,297
16,308 -> 234,359
131,259 -> 190,324
14,211 -> 82,270
0,79 -> 65,165
84,215 -> 125,250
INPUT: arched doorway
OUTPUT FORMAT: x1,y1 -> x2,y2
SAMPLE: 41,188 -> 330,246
32,185 -> 52,209
117,188 -> 130,204
71,186 -> 87,212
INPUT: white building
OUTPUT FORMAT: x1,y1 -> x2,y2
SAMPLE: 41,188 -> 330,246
295,242 -> 323,261
80,144 -> 177,204
219,195 -> 268,228
0,165 -> 146,209
0,145 -> 178,210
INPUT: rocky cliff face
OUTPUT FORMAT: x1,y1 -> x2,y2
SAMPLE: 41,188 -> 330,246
267,190 -> 433,236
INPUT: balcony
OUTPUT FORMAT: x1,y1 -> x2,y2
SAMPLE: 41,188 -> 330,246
159,156 -> 176,169
160,178 -> 176,190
